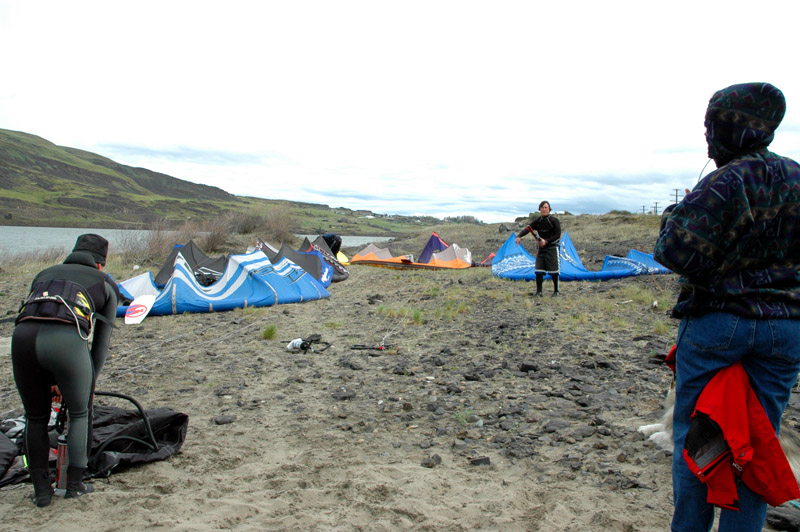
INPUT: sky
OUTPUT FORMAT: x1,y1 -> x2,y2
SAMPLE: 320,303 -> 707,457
2,1 -> 800,223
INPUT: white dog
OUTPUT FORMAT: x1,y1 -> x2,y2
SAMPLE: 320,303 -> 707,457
638,379 -> 676,452
639,380 -> 800,484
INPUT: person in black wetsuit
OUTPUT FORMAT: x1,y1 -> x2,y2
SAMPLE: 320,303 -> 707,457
11,234 -> 119,507
516,200 -> 562,296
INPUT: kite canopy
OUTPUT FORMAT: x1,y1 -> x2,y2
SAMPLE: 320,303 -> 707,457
477,252 -> 495,267
266,242 -> 334,288
417,232 -> 449,264
351,233 -> 472,269
154,240 -> 228,287
491,232 -> 670,281
117,249 -> 329,316
305,236 -> 350,282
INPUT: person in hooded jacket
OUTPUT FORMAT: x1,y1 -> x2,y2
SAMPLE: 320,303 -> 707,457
11,234 -> 119,507
654,83 -> 800,531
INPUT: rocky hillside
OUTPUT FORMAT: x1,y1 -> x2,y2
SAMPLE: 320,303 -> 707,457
0,128 -> 251,227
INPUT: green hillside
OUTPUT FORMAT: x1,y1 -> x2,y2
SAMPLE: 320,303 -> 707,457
0,128 -> 437,235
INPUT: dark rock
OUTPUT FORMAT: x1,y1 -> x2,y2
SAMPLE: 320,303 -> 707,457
214,414 -> 236,425
571,426 -> 596,439
421,454 -> 442,468
498,405 -> 525,417
393,364 -> 415,376
425,356 -> 445,366
332,387 -> 356,400
499,420 -> 515,431
582,359 -> 617,370
470,456 -> 491,466
543,419 -> 571,432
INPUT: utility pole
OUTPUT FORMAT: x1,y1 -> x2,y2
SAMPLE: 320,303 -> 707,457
672,188 -> 683,204
652,201 -> 660,215
642,205 -> 647,215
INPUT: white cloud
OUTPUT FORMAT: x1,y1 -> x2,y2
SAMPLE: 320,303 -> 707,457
2,0 -> 800,222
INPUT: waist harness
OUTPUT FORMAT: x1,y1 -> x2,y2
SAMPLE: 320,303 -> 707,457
16,278 -> 95,338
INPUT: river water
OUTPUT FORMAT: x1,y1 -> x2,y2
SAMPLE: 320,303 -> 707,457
0,226 -> 392,257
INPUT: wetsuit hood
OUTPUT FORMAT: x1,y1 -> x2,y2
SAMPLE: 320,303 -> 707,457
72,234 -> 108,266
704,82 -> 786,167
64,251 -> 100,268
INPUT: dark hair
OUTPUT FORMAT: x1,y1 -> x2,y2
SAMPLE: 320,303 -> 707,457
539,201 -> 551,210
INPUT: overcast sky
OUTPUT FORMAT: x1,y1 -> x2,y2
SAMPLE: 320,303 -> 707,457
2,1 -> 799,222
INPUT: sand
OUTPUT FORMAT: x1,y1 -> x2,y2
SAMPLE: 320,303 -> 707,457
0,227 -> 697,531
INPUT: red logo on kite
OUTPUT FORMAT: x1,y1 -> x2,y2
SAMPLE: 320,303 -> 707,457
125,304 -> 148,319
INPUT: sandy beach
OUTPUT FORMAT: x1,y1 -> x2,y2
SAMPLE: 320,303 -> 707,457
0,221 -> 793,531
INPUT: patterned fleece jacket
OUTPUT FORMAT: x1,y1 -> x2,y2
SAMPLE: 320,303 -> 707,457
654,82 -> 800,318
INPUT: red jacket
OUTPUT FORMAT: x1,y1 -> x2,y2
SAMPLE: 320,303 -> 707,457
682,361 -> 800,510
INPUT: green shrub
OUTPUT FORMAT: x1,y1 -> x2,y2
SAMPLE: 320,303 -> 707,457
261,324 -> 277,340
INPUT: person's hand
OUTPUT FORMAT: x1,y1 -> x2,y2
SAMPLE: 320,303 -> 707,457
50,385 -> 62,404
515,236 -> 521,245
537,237 -> 546,247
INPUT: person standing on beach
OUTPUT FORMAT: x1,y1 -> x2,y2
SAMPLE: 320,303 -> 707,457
11,234 -> 119,507
655,82 -> 800,532
516,200 -> 561,296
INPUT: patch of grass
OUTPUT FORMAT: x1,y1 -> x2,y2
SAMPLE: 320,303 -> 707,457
569,312 -> 589,326
0,247 -> 66,271
424,285 -> 441,298
653,319 -> 672,335
609,316 -> 630,330
237,305 -> 262,318
324,321 -> 343,329
592,298 -> 619,313
453,408 -> 476,426
377,305 -> 397,318
377,305 -> 424,325
260,324 -> 277,340
611,281 -> 673,310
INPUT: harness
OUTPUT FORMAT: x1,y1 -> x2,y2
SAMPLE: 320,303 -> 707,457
529,216 -> 561,248
17,279 -> 98,340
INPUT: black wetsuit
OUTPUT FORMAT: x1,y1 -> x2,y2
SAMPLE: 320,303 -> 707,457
12,251 -> 118,473
518,214 -> 562,293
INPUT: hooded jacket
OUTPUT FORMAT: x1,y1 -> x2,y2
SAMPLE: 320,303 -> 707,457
655,82 -> 800,318
682,361 -> 800,510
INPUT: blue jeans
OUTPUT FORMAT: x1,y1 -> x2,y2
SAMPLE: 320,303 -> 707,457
671,312 -> 800,532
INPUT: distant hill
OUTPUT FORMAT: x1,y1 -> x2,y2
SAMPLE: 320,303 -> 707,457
0,128 -> 443,234
0,128 -> 252,228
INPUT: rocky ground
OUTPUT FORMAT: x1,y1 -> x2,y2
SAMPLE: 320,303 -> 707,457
0,220 -> 798,531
